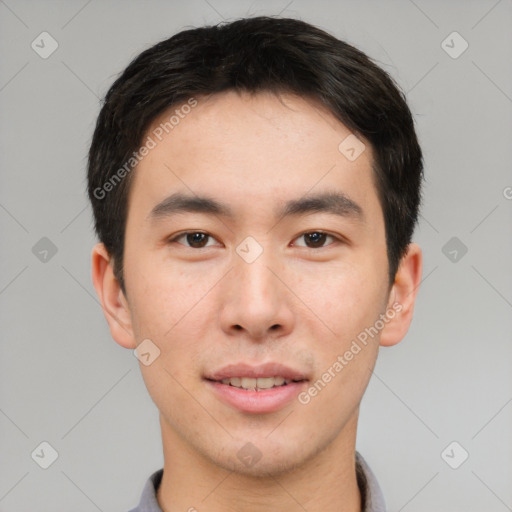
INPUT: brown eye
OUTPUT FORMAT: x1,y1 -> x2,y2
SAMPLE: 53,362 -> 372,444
170,231 -> 217,248
294,231 -> 337,249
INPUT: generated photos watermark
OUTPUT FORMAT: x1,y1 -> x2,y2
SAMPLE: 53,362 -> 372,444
298,301 -> 403,405
93,97 -> 198,200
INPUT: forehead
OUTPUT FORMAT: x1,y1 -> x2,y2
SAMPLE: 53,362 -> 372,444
146,89 -> 364,158
128,90 -> 380,224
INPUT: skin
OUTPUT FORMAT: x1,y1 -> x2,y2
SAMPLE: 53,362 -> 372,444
92,90 -> 422,512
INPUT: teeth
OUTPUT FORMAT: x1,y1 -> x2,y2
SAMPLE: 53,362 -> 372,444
274,376 -> 285,386
241,377 -> 257,390
220,376 -> 292,390
255,377 -> 275,389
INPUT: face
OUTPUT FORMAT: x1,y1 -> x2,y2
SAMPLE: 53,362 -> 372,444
100,90 -> 405,476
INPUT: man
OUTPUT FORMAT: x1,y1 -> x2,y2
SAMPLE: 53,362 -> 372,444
88,15 -> 423,512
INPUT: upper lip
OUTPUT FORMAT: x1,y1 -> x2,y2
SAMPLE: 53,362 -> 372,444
205,362 -> 308,381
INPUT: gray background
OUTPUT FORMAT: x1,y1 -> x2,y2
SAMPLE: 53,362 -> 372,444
1,0 -> 511,510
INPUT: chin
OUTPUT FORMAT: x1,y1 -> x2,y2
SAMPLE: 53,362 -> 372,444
222,452 -> 308,478
205,435 -> 319,478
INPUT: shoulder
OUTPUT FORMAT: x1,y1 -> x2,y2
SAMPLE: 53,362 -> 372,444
355,452 -> 387,512
125,468 -> 164,512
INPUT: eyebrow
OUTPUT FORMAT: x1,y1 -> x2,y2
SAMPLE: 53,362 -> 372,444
149,191 -> 364,223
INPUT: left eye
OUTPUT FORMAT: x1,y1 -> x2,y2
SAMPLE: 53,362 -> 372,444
169,232 -> 219,248
293,231 -> 338,249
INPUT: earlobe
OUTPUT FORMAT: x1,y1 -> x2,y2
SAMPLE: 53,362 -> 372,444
379,243 -> 423,347
91,243 -> 136,349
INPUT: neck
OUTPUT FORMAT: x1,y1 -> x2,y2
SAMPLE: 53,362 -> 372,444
156,413 -> 362,512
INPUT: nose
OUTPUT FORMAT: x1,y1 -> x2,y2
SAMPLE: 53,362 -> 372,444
219,251 -> 295,341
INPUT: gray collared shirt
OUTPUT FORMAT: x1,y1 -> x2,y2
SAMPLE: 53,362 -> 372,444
127,451 -> 386,512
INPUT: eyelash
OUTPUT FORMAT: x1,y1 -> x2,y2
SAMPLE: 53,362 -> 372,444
167,230 -> 342,249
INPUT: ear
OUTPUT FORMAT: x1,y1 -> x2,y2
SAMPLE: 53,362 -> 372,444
91,243 -> 136,349
379,242 -> 423,347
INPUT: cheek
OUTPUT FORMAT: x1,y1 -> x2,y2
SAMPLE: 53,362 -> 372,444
292,261 -> 386,346
296,270 -> 383,413
126,257 -> 216,381
126,250 -> 203,336
292,265 -> 386,412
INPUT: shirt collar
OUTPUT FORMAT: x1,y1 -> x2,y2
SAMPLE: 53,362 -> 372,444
128,451 -> 386,512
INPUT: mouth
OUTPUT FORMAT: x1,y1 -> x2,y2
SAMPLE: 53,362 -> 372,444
208,376 -> 306,391
204,363 -> 309,413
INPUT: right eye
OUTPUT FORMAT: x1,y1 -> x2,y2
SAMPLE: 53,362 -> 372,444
167,231 -> 220,249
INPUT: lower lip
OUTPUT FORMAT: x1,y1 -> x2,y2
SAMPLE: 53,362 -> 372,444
206,380 -> 307,414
